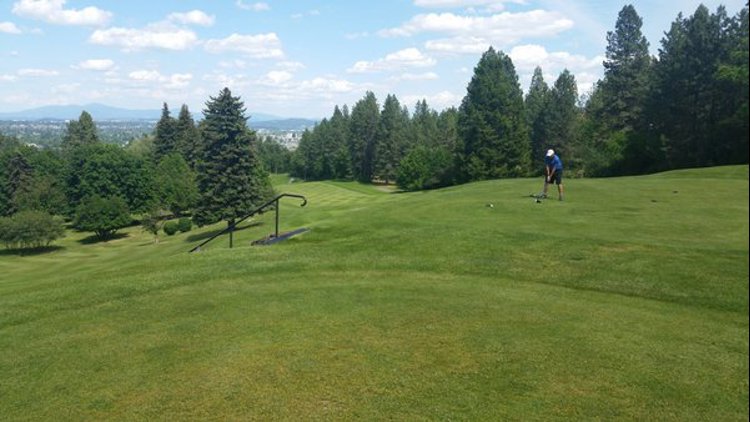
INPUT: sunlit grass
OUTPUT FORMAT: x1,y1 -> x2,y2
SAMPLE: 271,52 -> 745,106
1,166 -> 747,420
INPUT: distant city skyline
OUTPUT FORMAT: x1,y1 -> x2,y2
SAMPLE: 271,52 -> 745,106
1,0 -> 746,119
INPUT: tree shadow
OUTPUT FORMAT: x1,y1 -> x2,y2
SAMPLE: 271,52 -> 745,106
185,221 -> 264,243
0,245 -> 65,256
78,232 -> 129,245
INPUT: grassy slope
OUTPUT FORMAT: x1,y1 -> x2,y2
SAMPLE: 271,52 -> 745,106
0,166 -> 747,420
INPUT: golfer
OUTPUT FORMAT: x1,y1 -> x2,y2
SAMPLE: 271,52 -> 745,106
543,149 -> 564,201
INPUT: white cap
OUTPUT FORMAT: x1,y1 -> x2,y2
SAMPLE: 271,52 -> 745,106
546,149 -> 554,157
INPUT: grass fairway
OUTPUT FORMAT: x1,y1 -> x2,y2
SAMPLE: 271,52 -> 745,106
1,166 -> 747,420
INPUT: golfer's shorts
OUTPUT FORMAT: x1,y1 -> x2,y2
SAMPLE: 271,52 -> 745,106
549,171 -> 562,185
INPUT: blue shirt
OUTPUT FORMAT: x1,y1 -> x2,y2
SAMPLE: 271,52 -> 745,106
545,154 -> 563,171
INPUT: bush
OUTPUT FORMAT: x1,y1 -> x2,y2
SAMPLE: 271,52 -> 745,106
397,146 -> 453,191
177,217 -> 192,232
74,196 -> 131,240
0,210 -> 65,249
163,221 -> 179,236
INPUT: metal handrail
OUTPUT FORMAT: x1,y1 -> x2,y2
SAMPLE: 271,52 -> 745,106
189,193 -> 307,253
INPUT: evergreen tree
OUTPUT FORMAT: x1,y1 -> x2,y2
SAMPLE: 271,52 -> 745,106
61,111 -> 99,151
600,5 -> 652,132
175,104 -> 201,169
348,92 -> 380,182
546,70 -> 580,162
458,47 -> 531,180
524,67 -> 552,165
194,88 -> 273,229
3,151 -> 33,216
412,99 -> 439,147
155,153 -> 198,216
153,103 -> 178,162
651,5 -> 743,168
375,94 -> 409,183
329,105 -> 352,179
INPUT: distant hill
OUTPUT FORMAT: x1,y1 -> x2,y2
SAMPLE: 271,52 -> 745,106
0,104 -> 297,122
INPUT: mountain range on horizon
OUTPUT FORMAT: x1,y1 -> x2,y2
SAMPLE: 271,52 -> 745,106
0,103 -> 310,123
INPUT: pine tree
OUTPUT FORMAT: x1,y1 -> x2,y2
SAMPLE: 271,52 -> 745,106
175,104 -> 201,169
600,5 -> 652,132
348,92 -> 380,182
194,88 -> 273,229
61,111 -> 99,151
524,67 -> 551,166
458,47 -> 531,180
374,94 -> 409,183
153,103 -> 178,162
546,70 -> 580,162
4,151 -> 33,216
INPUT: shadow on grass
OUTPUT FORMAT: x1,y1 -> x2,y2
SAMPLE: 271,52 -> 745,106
0,245 -> 65,256
185,221 -> 264,243
78,232 -> 129,245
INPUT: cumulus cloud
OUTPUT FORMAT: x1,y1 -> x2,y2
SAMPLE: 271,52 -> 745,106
12,0 -> 112,26
260,70 -> 294,85
236,1 -> 270,12
403,90 -> 461,110
414,0 -> 505,9
380,10 -> 573,54
73,59 -> 115,71
0,21 -> 22,34
508,44 -> 603,96
128,70 -> 193,89
168,10 -> 215,27
90,26 -> 198,51
204,33 -> 284,58
392,72 -> 440,81
348,48 -> 436,73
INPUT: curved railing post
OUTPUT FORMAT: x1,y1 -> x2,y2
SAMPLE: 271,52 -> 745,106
189,193 -> 307,253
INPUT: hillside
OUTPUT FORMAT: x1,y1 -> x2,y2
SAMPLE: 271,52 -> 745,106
0,166 -> 747,420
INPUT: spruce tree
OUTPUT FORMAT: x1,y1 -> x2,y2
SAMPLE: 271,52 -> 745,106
61,111 -> 99,151
524,67 -> 551,166
348,92 -> 380,182
194,88 -> 273,230
546,70 -> 580,162
458,47 -> 530,180
375,94 -> 409,183
153,103 -> 178,162
175,104 -> 201,169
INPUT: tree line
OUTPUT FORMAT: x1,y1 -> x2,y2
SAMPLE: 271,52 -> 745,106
0,88 -> 273,248
289,4 -> 748,189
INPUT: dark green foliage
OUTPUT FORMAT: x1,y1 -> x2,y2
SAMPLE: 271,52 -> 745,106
411,99 -> 439,147
194,88 -> 273,227
396,145 -> 453,191
155,153 -> 198,216
175,104 -> 201,169
0,210 -> 65,249
650,5 -> 749,169
141,211 -> 165,242
546,70 -> 580,162
177,217 -> 192,232
65,144 -> 156,216
163,221 -> 179,236
524,67 -> 552,165
2,150 -> 33,216
348,92 -> 380,182
61,111 -> 99,152
153,103 -> 178,162
458,47 -> 531,180
374,95 -> 410,183
257,136 -> 291,174
74,196 -> 131,240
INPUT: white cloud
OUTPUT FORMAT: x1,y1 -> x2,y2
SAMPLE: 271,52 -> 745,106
168,10 -> 215,27
18,68 -> 59,77
1,74 -> 18,82
509,44 -> 602,72
90,26 -> 198,51
127,70 -> 193,89
393,72 -> 440,81
0,21 -> 22,34
403,90 -> 461,110
259,70 -> 294,85
414,0 -> 505,9
348,48 -> 436,73
236,1 -> 270,11
73,59 -> 115,71
380,10 -> 573,54
204,33 -> 284,58
12,0 -> 111,26
298,77 -> 355,93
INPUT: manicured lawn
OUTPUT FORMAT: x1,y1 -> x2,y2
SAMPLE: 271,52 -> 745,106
1,166 -> 747,420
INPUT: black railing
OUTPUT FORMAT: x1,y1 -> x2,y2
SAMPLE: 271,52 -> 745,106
189,193 -> 307,253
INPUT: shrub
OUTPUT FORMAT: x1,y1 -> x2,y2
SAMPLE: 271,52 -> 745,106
397,146 -> 453,191
163,221 -> 179,236
74,196 -> 131,240
177,217 -> 192,232
0,210 -> 65,249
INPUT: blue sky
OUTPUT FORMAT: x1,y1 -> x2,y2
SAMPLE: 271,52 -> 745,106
0,0 -> 746,119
